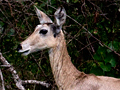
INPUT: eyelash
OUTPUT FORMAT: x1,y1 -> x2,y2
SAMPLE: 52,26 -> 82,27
39,29 -> 48,35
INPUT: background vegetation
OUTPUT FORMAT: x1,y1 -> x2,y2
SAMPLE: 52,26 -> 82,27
0,0 -> 120,90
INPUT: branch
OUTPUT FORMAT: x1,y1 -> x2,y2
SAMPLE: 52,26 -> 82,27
0,69 -> 5,90
0,52 -> 26,90
22,80 -> 50,88
0,52 -> 50,90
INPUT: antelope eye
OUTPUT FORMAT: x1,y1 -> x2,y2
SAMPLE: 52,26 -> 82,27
39,29 -> 48,35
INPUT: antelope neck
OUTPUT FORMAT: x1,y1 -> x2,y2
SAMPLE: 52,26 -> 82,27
48,32 -> 83,89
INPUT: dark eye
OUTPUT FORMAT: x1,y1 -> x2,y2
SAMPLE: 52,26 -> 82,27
39,29 -> 48,35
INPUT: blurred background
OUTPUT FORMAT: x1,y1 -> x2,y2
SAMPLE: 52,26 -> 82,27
0,0 -> 120,90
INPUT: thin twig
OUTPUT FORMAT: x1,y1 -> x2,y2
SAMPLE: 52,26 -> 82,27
88,0 -> 110,20
79,41 -> 97,52
31,55 -> 48,78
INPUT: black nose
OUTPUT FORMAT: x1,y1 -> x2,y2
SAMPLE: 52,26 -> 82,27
17,44 -> 22,51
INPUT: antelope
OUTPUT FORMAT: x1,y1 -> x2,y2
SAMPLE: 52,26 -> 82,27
17,6 -> 120,90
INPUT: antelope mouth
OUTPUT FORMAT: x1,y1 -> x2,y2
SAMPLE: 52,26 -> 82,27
20,50 -> 30,56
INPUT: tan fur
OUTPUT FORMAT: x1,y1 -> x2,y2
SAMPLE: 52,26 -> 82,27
17,7 -> 120,90
48,31 -> 120,90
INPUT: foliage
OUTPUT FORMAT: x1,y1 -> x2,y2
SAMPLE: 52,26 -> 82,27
0,0 -> 120,90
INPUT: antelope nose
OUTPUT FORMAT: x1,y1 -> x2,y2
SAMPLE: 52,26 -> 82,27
17,44 -> 22,51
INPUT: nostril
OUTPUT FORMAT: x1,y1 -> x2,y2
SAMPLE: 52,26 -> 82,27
17,44 -> 22,51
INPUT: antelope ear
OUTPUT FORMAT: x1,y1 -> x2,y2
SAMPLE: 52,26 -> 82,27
54,7 -> 66,28
34,6 -> 53,24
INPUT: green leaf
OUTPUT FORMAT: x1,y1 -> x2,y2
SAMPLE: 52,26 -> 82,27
107,42 -> 113,53
21,25 -> 25,29
104,53 -> 116,67
113,41 -> 119,51
74,0 -> 79,3
109,57 -> 116,67
94,53 -> 102,61
94,46 -> 107,62
107,41 -> 119,53
66,0 -> 69,3
90,67 -> 104,75
104,54 -> 112,63
99,62 -> 111,72
104,56 -> 110,63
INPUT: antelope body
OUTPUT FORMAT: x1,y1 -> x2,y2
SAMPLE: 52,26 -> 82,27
17,6 -> 120,90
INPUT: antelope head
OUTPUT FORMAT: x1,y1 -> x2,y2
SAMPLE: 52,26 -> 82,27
17,6 -> 66,55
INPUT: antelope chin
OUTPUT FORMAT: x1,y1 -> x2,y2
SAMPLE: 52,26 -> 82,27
19,50 -> 30,56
